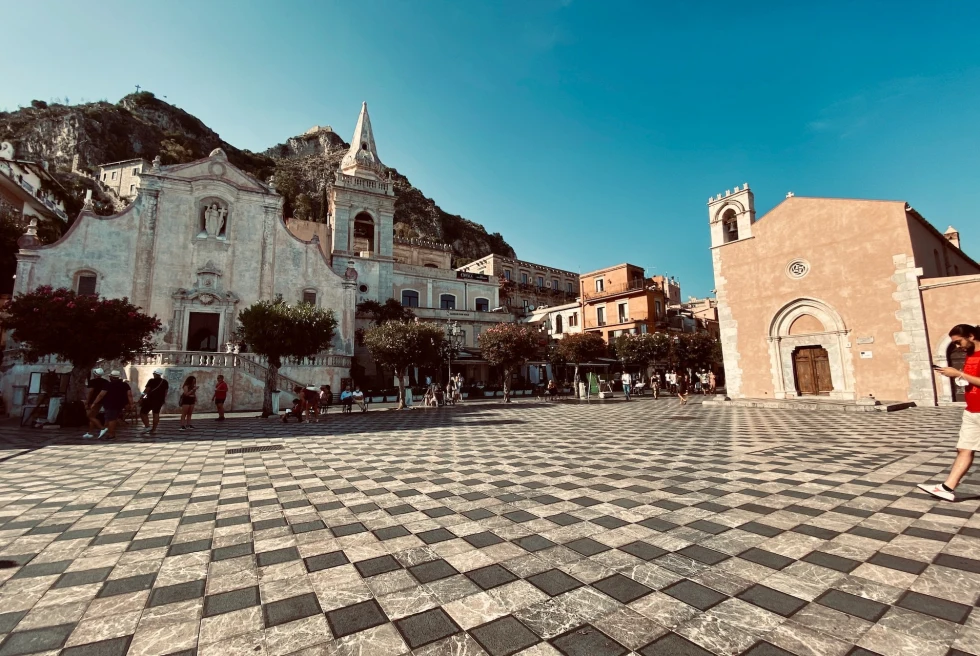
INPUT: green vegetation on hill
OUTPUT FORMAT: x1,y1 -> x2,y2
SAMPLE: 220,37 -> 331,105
0,92 -> 514,263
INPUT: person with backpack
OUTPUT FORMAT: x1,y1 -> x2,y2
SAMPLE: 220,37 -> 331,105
919,324 -> 980,501
138,369 -> 169,435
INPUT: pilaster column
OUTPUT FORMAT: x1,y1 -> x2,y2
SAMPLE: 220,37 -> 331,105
259,204 -> 277,301
131,187 -> 160,311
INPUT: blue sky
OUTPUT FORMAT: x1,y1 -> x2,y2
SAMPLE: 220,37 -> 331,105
5,0 -> 980,297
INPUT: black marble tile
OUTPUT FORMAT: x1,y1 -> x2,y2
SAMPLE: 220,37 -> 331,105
800,551 -> 860,573
527,569 -> 583,597
146,579 -> 206,609
52,566 -> 113,589
592,573 -> 652,604
417,528 -> 456,544
815,589 -> 889,622
638,632 -> 713,656
60,635 -> 132,656
470,615 -> 540,656
354,555 -> 402,578
662,580 -> 728,611
739,548 -> 794,571
513,535 -> 556,553
374,525 -> 411,541
212,542 -> 254,562
737,584 -> 807,617
866,552 -> 928,575
895,590 -> 971,624
463,531 -> 505,548
551,624 -> 628,656
408,559 -> 459,584
97,574 -> 157,598
676,545 -> 729,566
331,522 -> 368,537
256,546 -> 301,567
203,585 -> 260,618
0,624 -> 74,655
466,564 -> 518,591
167,538 -> 212,557
394,608 -> 461,649
263,592 -> 323,628
619,541 -> 669,562
565,537 -> 611,556
637,517 -> 680,532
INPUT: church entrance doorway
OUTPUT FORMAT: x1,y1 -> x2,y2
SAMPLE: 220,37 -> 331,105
793,346 -> 833,396
187,312 -> 220,352
948,343 -> 969,403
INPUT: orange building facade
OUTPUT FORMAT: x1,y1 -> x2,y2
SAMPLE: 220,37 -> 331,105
579,263 -> 670,342
709,184 -> 979,405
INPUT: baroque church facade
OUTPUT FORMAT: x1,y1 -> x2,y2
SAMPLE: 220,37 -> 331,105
6,103 -> 501,413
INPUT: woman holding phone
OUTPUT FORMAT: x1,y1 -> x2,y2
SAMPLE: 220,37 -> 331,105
919,324 -> 980,501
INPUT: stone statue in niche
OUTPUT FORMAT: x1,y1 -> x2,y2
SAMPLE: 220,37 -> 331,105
201,203 -> 228,238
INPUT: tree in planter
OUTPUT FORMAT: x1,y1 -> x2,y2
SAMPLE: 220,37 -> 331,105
554,332 -> 607,393
478,323 -> 539,403
1,286 -> 161,413
237,297 -> 338,417
615,332 -> 671,377
363,321 -> 445,408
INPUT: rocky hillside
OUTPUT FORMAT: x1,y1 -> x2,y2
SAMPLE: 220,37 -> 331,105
0,93 -> 514,262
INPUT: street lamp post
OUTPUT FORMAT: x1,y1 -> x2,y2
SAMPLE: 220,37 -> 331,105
445,320 -> 463,384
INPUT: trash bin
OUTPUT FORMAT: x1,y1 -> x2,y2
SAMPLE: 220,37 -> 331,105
271,390 -> 281,416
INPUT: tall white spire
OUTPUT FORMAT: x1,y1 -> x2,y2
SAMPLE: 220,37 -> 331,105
340,102 -> 384,179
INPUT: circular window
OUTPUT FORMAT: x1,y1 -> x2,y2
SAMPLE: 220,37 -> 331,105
358,284 -> 369,293
786,259 -> 810,279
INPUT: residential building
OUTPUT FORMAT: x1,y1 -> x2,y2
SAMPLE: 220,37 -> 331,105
524,300 -> 583,342
579,263 -> 671,343
458,254 -> 578,316
0,141 -> 69,223
98,158 -> 149,200
679,296 -> 720,338
708,182 -> 979,404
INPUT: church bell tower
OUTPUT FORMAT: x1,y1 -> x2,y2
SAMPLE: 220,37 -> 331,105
328,103 -> 396,301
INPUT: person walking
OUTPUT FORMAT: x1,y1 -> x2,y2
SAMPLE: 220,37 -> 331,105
919,324 -> 980,501
138,369 -> 169,435
621,371 -> 632,401
213,375 -> 229,421
83,368 -> 108,439
93,371 -> 134,439
304,385 -> 320,422
676,372 -> 689,406
179,375 -> 198,431
708,370 -> 717,394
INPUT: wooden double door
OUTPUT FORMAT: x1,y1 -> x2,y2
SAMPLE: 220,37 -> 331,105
793,346 -> 833,396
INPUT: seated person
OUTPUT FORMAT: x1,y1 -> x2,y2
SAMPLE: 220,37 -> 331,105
352,386 -> 366,412
282,397 -> 305,423
319,385 -> 332,415
340,387 -> 353,413
547,379 -> 557,399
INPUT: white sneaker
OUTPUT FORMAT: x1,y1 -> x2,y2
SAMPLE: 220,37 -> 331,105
98,428 -> 109,439
138,427 -> 152,434
82,433 -> 94,439
917,483 -> 955,502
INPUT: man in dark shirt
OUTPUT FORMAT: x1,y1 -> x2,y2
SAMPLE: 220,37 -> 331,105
138,369 -> 169,435
84,368 -> 108,439
93,370 -> 134,439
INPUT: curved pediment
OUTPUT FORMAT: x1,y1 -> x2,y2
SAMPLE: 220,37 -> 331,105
151,152 -> 272,195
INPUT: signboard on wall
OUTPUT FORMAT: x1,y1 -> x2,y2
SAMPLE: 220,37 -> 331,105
457,272 -> 490,282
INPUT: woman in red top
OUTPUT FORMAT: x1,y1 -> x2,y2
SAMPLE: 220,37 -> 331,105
919,324 -> 980,501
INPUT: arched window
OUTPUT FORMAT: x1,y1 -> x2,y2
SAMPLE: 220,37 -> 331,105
353,212 -> 374,253
440,294 -> 456,310
302,290 -> 317,306
475,298 -> 489,312
401,290 -> 420,307
722,209 -> 739,243
555,315 -> 563,333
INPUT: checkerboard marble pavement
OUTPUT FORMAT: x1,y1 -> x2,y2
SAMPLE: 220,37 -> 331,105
0,400 -> 978,656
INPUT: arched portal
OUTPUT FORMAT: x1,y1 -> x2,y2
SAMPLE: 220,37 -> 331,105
767,298 -> 855,400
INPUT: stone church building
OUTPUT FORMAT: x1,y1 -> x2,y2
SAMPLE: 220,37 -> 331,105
708,184 -> 979,406
6,103 -> 501,413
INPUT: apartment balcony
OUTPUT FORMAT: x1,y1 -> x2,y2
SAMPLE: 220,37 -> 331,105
583,279 -> 651,301
0,160 -> 69,222
584,312 -> 657,330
